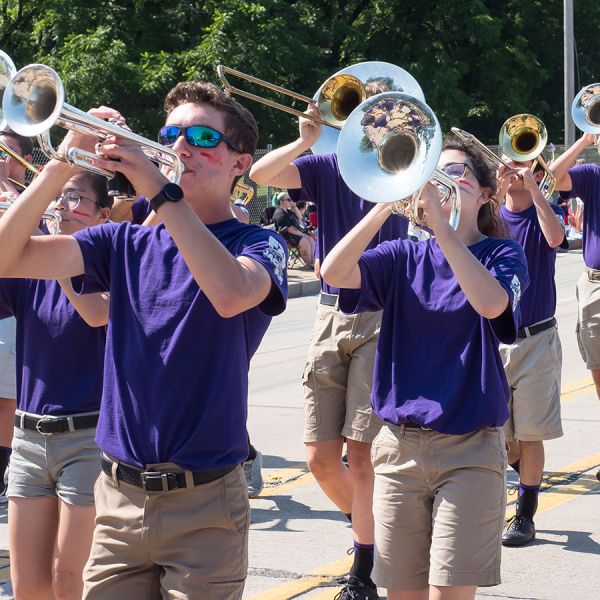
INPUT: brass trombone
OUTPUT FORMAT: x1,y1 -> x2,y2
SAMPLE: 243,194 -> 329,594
217,62 -> 424,155
450,128 -> 511,170
498,114 -> 556,199
3,63 -> 183,183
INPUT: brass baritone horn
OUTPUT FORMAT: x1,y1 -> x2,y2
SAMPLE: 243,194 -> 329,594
231,181 -> 254,206
337,91 -> 461,230
2,64 -> 183,184
218,62 -> 425,155
499,114 -> 556,199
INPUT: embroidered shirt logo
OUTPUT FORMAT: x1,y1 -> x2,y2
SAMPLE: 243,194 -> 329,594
510,274 -> 521,310
263,236 -> 286,285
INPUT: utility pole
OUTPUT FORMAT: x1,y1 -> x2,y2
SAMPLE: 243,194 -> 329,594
564,0 -> 575,146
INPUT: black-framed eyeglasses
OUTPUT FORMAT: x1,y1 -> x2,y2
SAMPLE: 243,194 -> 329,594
54,192 -> 100,211
158,125 -> 242,153
440,162 -> 475,179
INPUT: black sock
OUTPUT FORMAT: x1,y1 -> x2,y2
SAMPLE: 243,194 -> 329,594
517,483 -> 540,519
509,460 -> 520,474
349,542 -> 375,586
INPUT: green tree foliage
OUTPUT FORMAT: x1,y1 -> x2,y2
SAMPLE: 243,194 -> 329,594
1,0 -> 600,145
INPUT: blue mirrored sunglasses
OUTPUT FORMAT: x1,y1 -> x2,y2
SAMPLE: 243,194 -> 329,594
158,125 -> 242,153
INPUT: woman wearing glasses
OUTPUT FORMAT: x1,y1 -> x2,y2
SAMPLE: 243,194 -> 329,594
0,171 -> 111,600
321,139 -> 529,600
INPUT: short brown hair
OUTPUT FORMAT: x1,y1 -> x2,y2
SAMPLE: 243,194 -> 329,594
164,82 -> 258,157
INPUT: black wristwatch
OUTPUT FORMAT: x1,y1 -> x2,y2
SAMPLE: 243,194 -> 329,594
150,183 -> 184,212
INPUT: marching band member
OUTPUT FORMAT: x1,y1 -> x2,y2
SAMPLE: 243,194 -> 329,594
0,129 -> 34,501
320,139 -> 528,600
1,171 -> 111,600
551,132 -> 600,482
250,103 -> 408,599
496,158 -> 566,547
0,82 -> 287,598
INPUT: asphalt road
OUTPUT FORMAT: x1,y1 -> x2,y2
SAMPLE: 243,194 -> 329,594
0,248 -> 598,600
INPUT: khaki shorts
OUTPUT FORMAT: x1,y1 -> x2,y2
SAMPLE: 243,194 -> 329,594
500,325 -> 563,442
8,419 -> 100,506
576,270 -> 600,370
0,317 -> 16,399
371,424 -> 506,590
84,463 -> 249,600
303,301 -> 382,444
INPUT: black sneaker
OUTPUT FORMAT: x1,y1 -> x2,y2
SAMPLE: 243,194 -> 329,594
334,576 -> 379,600
502,515 -> 536,547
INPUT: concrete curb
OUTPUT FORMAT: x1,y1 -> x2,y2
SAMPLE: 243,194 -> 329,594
288,278 -> 321,299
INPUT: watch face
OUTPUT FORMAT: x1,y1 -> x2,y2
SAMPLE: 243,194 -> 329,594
165,183 -> 184,201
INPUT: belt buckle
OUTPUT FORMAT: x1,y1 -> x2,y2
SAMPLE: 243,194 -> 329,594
141,471 -> 179,492
35,416 -> 54,436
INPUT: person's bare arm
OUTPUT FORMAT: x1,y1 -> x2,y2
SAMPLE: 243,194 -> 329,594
519,169 -> 565,248
58,279 -> 110,327
93,144 -> 275,318
550,134 -> 595,191
249,104 -> 322,189
0,160 -> 85,279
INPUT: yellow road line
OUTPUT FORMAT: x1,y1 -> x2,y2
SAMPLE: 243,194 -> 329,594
250,452 -> 600,599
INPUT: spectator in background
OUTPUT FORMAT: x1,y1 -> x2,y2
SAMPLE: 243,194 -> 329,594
273,191 -> 315,266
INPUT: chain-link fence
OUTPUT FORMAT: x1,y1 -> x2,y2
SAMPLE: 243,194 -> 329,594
29,142 -> 600,224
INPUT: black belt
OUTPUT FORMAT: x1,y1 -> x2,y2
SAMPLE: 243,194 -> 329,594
517,317 -> 556,339
319,292 -> 338,306
101,456 -> 236,492
401,421 -> 433,431
16,412 -> 99,435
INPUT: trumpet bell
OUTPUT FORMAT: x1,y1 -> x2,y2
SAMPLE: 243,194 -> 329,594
337,91 -> 441,203
312,62 -> 425,155
0,50 -> 17,130
1,64 -> 64,137
499,113 -> 548,162
572,83 -> 600,134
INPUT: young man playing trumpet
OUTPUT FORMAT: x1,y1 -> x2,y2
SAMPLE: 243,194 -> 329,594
250,104 -> 407,600
0,82 -> 288,599
496,158 -> 567,546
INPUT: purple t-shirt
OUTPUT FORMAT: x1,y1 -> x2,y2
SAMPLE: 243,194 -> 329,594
131,195 -> 152,225
288,153 -> 408,294
72,219 -> 287,471
339,237 -> 529,434
500,204 -> 561,327
0,279 -> 105,415
563,163 -> 600,269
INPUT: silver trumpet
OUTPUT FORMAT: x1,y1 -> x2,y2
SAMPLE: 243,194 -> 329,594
2,64 -> 183,183
337,91 -> 460,230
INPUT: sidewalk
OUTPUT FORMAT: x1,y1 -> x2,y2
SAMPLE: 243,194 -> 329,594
288,265 -> 321,298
